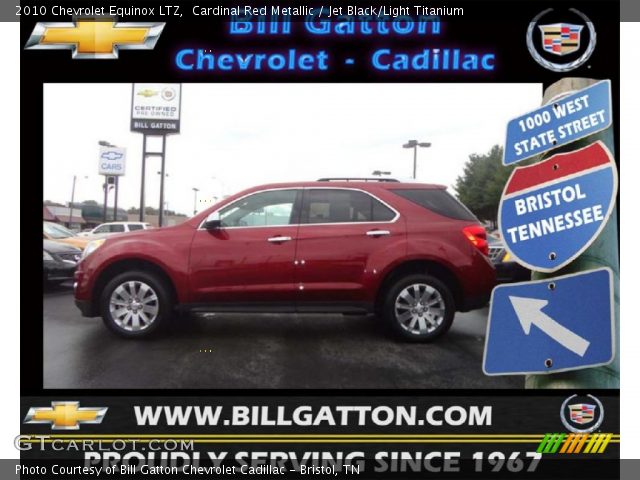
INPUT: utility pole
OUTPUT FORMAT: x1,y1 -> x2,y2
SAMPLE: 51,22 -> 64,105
526,78 -> 619,389
68,175 -> 76,226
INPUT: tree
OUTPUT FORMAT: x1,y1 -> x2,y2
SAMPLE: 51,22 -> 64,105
454,145 -> 514,228
127,206 -> 187,217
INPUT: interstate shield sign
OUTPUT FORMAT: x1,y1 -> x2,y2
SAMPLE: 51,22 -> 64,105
498,141 -> 617,272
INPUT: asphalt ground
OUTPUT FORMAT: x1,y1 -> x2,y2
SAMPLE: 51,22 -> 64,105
43,282 -> 523,389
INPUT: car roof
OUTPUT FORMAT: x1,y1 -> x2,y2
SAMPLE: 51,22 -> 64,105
96,221 -> 143,225
241,181 -> 447,191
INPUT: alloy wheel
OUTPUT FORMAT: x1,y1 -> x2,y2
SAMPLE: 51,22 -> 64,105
109,280 -> 159,332
394,283 -> 446,335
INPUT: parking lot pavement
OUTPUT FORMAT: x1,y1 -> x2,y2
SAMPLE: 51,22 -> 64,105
43,283 -> 523,389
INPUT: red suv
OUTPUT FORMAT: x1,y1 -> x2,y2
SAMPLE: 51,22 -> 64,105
74,179 -> 495,341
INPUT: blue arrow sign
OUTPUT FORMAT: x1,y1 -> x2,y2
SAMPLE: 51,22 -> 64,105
483,268 -> 615,376
504,80 -> 611,165
499,141 -> 617,273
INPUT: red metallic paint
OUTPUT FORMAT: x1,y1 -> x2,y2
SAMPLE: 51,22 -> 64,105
75,181 -> 495,316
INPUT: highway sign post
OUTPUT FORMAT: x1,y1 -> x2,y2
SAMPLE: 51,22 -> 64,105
483,268 -> 614,376
485,78 -> 619,388
503,80 -> 611,165
498,141 -> 617,273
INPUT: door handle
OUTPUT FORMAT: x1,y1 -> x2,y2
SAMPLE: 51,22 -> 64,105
366,230 -> 391,237
268,236 -> 292,243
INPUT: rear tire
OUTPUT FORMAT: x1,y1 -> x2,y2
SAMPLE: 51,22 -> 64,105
100,270 -> 173,338
381,274 -> 455,342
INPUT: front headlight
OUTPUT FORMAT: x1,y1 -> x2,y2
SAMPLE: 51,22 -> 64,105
81,239 -> 106,260
43,250 -> 54,261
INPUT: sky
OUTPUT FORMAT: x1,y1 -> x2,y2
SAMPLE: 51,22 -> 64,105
44,83 -> 541,216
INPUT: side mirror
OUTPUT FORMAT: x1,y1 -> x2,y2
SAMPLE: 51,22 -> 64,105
203,211 -> 222,229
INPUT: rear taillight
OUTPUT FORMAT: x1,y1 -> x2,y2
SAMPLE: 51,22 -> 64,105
462,225 -> 489,256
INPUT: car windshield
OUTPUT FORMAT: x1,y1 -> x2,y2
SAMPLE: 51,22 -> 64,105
43,222 -> 75,239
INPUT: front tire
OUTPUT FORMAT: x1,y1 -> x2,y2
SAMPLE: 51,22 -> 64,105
382,274 -> 455,342
100,270 -> 173,338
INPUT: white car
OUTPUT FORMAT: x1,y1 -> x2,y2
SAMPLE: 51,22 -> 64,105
78,222 -> 153,238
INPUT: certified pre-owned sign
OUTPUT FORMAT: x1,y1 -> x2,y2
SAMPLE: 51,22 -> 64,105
99,146 -> 126,176
131,83 -> 182,134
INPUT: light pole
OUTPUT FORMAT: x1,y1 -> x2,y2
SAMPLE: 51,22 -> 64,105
68,175 -> 88,227
192,187 -> 200,216
402,140 -> 431,179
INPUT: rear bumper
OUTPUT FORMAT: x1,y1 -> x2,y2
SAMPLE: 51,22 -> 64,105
495,262 -> 531,284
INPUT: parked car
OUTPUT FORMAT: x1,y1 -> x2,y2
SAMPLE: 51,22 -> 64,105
43,240 -> 82,284
74,179 -> 495,340
487,234 -> 531,283
78,222 -> 153,238
43,221 -> 91,250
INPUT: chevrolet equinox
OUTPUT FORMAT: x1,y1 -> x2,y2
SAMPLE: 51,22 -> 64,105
74,179 -> 495,341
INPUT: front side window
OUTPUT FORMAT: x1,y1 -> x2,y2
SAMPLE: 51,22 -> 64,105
218,189 -> 299,227
301,189 -> 396,224
110,224 -> 126,232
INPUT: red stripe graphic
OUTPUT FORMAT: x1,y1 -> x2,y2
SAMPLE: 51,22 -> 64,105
504,142 -> 612,196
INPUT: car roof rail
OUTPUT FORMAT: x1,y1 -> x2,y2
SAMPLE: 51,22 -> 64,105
316,177 -> 400,182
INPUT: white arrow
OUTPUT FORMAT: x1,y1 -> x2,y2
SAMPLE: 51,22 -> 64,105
509,296 -> 590,357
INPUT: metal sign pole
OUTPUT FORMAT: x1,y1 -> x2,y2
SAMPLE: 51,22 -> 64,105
102,175 -> 108,222
158,135 -> 167,227
113,176 -> 119,222
525,78 -> 619,389
140,135 -> 147,222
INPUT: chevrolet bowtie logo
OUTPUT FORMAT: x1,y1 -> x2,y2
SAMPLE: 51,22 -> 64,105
24,19 -> 165,59
24,402 -> 108,430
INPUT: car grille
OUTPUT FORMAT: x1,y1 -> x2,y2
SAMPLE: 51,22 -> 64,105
488,246 -> 504,263
57,252 -> 81,263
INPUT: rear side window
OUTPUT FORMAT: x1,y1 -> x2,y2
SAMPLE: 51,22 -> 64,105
302,189 -> 396,224
128,224 -> 144,231
110,224 -> 126,232
392,189 -> 477,221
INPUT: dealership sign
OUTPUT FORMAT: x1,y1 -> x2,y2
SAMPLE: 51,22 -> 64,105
503,80 -> 611,165
498,141 -> 617,273
131,83 -> 181,134
98,146 -> 126,176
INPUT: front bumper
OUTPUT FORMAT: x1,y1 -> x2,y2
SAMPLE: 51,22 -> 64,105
43,262 -> 76,282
